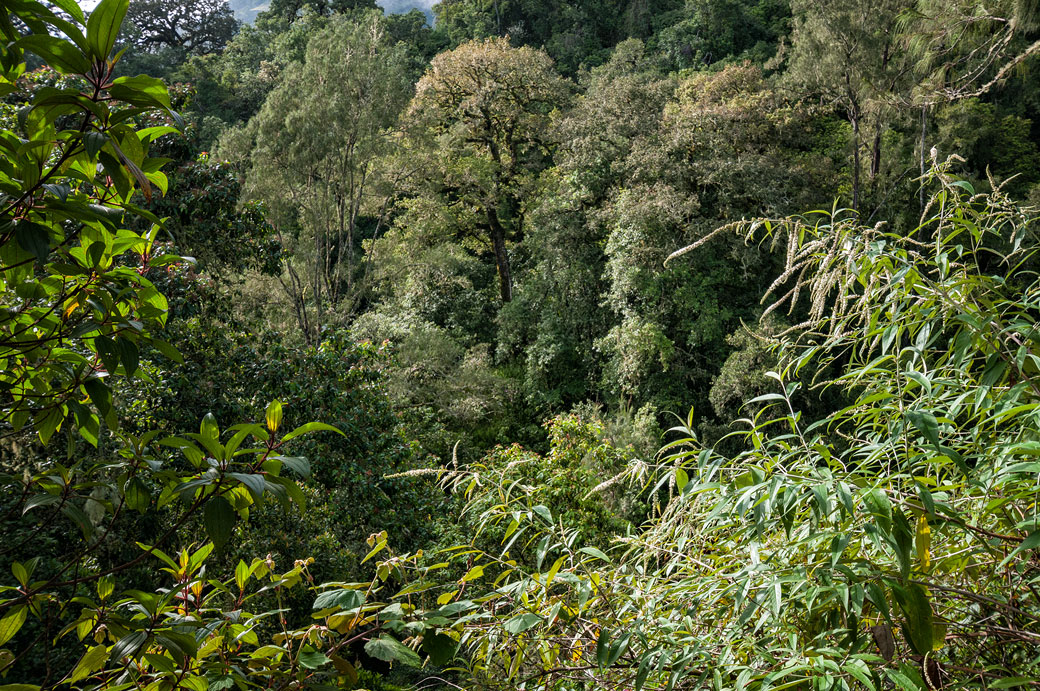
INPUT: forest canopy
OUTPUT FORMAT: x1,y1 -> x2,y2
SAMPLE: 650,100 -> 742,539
2,0 -> 1040,690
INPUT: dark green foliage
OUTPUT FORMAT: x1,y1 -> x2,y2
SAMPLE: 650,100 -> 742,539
143,159 -> 281,275
383,8 -> 449,74
650,0 -> 790,70
262,0 -> 378,23
432,0 -> 684,73
934,97 -> 1040,196
125,321 -> 445,553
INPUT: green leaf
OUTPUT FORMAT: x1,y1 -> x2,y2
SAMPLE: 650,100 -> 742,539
61,502 -> 95,540
116,335 -> 139,377
14,222 -> 51,262
266,400 -> 282,432
83,131 -> 107,159
606,632 -> 631,666
885,669 -> 923,691
364,635 -> 421,667
228,473 -> 265,503
22,494 -> 60,515
15,35 -> 91,74
203,496 -> 235,550
990,678 -> 1038,689
634,656 -> 652,691
906,410 -> 940,449
276,455 -> 310,479
49,0 -> 85,23
85,0 -> 129,59
200,412 -> 219,441
110,630 -> 147,661
532,505 -> 553,524
84,378 -> 115,428
894,583 -> 932,656
298,646 -> 331,670
313,589 -> 364,612
596,628 -> 610,668
94,335 -> 120,376
109,75 -> 172,110
844,660 -> 876,691
69,644 -> 110,683
281,421 -> 344,442
864,488 -> 892,532
579,546 -> 611,563
0,607 -> 27,647
123,477 -> 150,513
545,555 -> 565,588
503,613 -> 541,635
461,565 -> 484,582
421,632 -> 457,666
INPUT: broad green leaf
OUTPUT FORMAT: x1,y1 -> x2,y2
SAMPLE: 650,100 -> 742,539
69,644 -> 109,683
313,589 -> 364,612
85,0 -> 128,59
281,421 -> 344,442
110,630 -> 147,661
364,635 -> 421,667
503,613 -> 541,635
0,607 -> 27,647
203,496 -> 235,549
894,583 -> 932,655
421,632 -> 457,666
109,75 -> 172,110
124,477 -> 150,513
298,646 -> 330,670
532,504 -> 553,524
906,410 -> 940,449
15,35 -> 91,74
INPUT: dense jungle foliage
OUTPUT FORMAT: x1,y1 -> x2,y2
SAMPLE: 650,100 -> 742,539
3,0 -> 1040,689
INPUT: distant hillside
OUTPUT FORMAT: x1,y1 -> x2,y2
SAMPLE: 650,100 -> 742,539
228,0 -> 434,23
227,0 -> 264,22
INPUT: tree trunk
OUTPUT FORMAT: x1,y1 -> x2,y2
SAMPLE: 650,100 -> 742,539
919,104 -> 928,212
870,127 -> 882,180
845,69 -> 861,212
487,208 -> 512,302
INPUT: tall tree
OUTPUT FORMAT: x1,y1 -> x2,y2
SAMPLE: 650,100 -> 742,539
400,37 -> 570,303
236,11 -> 412,343
124,0 -> 238,54
785,0 -> 910,212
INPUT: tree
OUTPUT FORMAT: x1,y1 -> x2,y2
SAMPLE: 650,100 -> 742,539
785,0 -> 1040,215
650,0 -> 790,70
785,0 -> 911,212
237,11 -> 413,343
430,0 -> 684,73
261,0 -> 377,23
594,62 -> 834,411
400,37 -> 570,303
124,0 -> 238,55
498,40 -> 674,408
